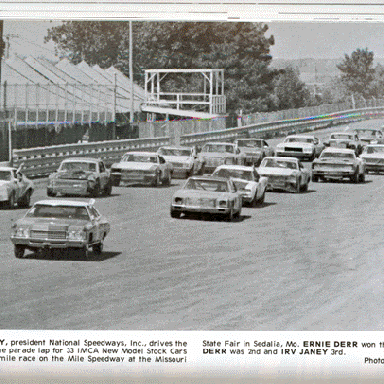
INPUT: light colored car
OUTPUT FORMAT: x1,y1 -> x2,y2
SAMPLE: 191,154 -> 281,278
258,157 -> 311,193
0,166 -> 34,208
111,151 -> 173,187
360,144 -> 384,173
10,199 -> 110,259
324,132 -> 363,155
312,147 -> 366,183
275,134 -> 324,161
352,128 -> 384,146
157,146 -> 204,178
234,138 -> 274,166
47,158 -> 112,197
198,142 -> 246,174
170,176 -> 242,221
212,165 -> 268,206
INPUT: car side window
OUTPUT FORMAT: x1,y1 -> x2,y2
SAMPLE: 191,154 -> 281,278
230,182 -> 237,193
263,141 -> 268,147
99,162 -> 105,173
159,156 -> 165,164
12,170 -> 17,179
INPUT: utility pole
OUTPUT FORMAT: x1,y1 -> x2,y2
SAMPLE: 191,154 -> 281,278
0,21 -> 5,86
129,21 -> 134,123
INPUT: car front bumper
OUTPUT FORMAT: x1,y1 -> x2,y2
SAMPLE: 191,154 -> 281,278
48,180 -> 89,196
276,151 -> 313,159
11,236 -> 88,249
171,204 -> 232,215
312,170 -> 355,178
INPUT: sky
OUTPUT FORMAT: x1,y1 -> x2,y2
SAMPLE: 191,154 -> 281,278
4,20 -> 384,62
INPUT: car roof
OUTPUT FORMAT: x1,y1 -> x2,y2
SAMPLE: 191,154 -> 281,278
0,167 -> 16,171
354,127 -> 380,131
123,151 -> 158,156
322,147 -> 355,154
285,134 -> 315,139
33,199 -> 93,207
61,157 -> 99,163
330,132 -> 354,136
158,146 -> 192,150
214,165 -> 255,171
203,142 -> 235,146
365,144 -> 384,148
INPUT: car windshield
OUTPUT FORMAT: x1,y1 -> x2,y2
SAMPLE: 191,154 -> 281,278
261,159 -> 298,170
158,148 -> 191,157
213,168 -> 253,181
60,162 -> 96,172
25,205 -> 90,220
236,140 -> 262,148
201,144 -> 234,154
0,171 -> 12,181
285,137 -> 314,143
320,152 -> 355,159
364,146 -> 384,154
354,130 -> 380,138
122,154 -> 157,163
184,179 -> 229,192
330,134 -> 353,140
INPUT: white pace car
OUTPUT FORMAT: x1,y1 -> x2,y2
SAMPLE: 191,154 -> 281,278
212,165 -> 268,206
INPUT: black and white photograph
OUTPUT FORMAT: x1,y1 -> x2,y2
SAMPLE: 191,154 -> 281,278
2,13 -> 384,382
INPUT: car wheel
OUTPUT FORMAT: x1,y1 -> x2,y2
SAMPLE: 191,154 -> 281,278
20,190 -> 32,208
92,181 -> 101,197
295,178 -> 301,193
351,170 -> 359,183
309,153 -> 315,162
301,182 -> 308,192
103,181 -> 112,196
312,175 -> 319,182
92,242 -> 103,254
80,246 -> 89,260
163,172 -> 172,186
170,209 -> 181,218
152,173 -> 160,187
14,245 -> 25,258
7,193 -> 15,209
225,209 -> 234,222
47,189 -> 57,197
359,172 -> 365,183
199,164 -> 205,175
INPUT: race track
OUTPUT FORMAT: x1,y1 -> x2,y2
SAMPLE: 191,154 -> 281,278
2,118 -> 384,331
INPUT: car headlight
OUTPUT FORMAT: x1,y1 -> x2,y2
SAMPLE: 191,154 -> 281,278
303,147 -> 313,153
217,200 -> 228,208
174,197 -> 183,205
15,227 -> 30,238
67,229 -> 86,241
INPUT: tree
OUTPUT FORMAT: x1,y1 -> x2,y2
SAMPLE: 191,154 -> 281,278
273,67 -> 311,110
336,48 -> 375,99
45,21 -> 278,114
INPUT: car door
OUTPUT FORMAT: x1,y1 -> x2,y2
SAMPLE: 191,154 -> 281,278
88,206 -> 101,242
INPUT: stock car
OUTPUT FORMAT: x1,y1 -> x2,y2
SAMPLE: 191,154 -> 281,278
111,151 -> 173,187
275,134 -> 324,161
212,165 -> 268,206
312,147 -> 366,183
10,199 -> 110,259
258,157 -> 311,193
0,166 -> 34,208
234,138 -> 274,166
324,132 -> 363,155
157,146 -> 204,178
352,127 -> 384,146
360,144 -> 384,173
47,158 -> 112,197
197,142 -> 246,174
170,176 -> 242,221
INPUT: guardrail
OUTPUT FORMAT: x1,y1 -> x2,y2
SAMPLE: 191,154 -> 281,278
12,106 -> 384,177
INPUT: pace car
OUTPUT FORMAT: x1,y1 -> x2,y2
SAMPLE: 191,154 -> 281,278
111,152 -> 173,187
10,199 -> 110,259
258,157 -> 310,193
212,165 -> 268,206
312,147 -> 366,183
275,135 -> 324,161
170,176 -> 242,221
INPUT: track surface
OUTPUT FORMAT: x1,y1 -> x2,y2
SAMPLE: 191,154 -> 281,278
2,119 -> 384,330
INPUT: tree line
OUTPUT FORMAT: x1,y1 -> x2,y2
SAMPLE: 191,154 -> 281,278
44,21 -> 377,117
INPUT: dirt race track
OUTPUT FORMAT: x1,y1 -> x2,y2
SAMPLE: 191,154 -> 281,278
2,119 -> 384,331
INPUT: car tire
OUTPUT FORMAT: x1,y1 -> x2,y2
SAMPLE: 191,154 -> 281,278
170,209 -> 181,218
7,193 -> 15,209
199,164 -> 205,175
152,173 -> 160,187
359,172 -> 365,183
351,170 -> 359,183
312,175 -> 319,182
225,209 -> 234,222
80,246 -> 89,260
92,242 -> 103,254
92,181 -> 101,197
309,153 -> 315,162
301,182 -> 308,192
103,181 -> 112,196
163,172 -> 172,186
14,245 -> 25,258
295,178 -> 301,193
47,189 -> 57,197
20,190 -> 32,208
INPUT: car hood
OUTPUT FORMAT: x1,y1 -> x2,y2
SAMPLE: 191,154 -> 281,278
55,170 -> 93,180
112,162 -> 157,171
0,180 -> 11,187
258,167 -> 296,176
200,153 -> 235,158
361,153 -> 384,159
15,217 -> 90,227
173,189 -> 232,199
162,156 -> 192,163
278,142 -> 314,148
